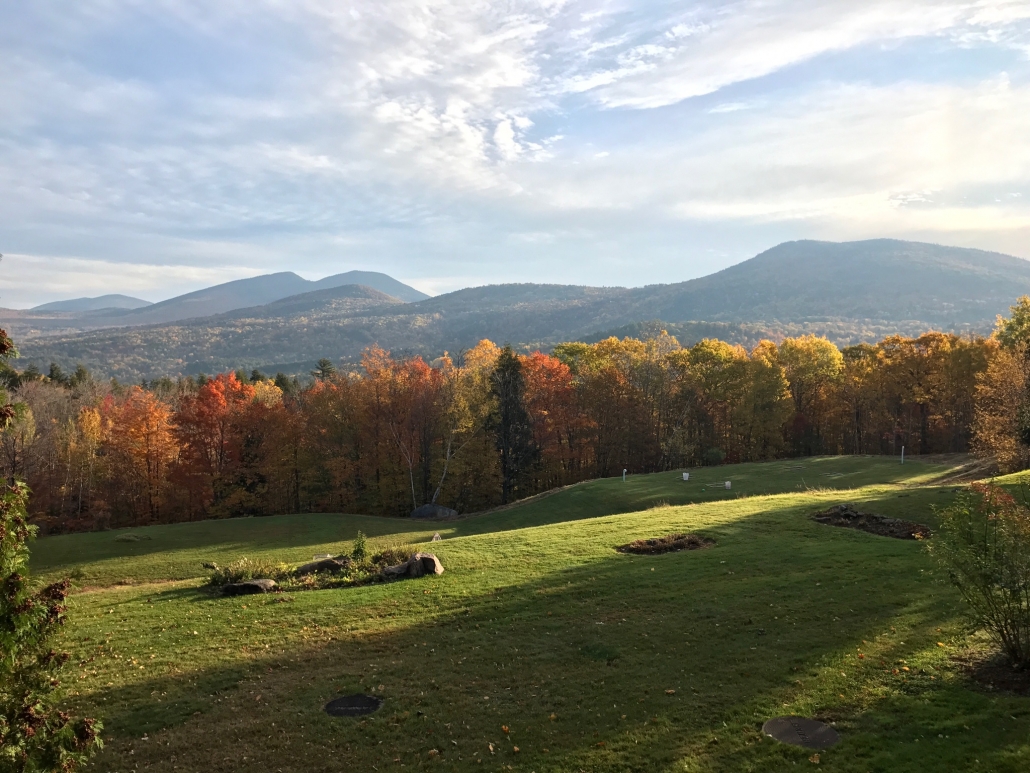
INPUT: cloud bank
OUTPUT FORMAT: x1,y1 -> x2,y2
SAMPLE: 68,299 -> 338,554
2,0 -> 1030,305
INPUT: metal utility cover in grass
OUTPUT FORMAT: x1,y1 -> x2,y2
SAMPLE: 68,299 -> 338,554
762,716 -> 840,749
324,694 -> 383,717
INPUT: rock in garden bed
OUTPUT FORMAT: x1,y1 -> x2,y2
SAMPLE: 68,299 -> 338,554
615,533 -> 715,555
222,578 -> 277,596
294,555 -> 352,577
811,503 -> 931,540
382,552 -> 444,578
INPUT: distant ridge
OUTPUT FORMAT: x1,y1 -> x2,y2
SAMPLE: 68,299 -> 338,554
32,294 -> 152,312
613,239 -> 1030,326
310,271 -> 429,303
15,238 -> 1030,380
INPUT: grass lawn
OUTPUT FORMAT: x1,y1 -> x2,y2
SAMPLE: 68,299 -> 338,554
28,456 -> 1030,772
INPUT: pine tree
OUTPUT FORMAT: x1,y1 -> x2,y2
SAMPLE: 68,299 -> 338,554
489,346 -> 537,504
0,328 -> 101,772
311,358 -> 338,381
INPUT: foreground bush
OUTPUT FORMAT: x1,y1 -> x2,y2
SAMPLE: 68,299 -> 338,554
1,328 -> 101,772
930,483 -> 1030,668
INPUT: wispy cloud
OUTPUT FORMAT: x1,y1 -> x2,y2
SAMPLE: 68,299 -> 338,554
1,0 -> 1030,304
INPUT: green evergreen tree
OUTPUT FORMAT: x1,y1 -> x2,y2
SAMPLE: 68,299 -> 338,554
0,329 -> 101,772
489,345 -> 537,504
311,358 -> 338,381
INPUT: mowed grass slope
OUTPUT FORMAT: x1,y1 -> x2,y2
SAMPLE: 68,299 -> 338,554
31,456 -> 1030,772
32,456 -> 943,586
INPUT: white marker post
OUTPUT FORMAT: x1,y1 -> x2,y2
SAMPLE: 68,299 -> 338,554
901,446 -> 905,464
725,481 -> 732,490
623,469 -> 627,482
682,472 -> 689,481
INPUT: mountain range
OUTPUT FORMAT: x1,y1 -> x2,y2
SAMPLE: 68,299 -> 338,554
9,239 -> 1030,381
32,294 -> 153,312
2,270 -> 428,338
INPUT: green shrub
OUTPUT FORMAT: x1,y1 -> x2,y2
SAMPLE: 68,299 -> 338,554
929,482 -> 1030,668
1,480 -> 103,771
208,557 -> 291,586
352,531 -> 368,561
370,547 -> 410,567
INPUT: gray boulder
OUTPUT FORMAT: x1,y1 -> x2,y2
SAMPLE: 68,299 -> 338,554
295,556 -> 352,577
413,552 -> 444,576
410,503 -> 458,519
381,561 -> 409,578
382,552 -> 444,579
222,578 -> 277,596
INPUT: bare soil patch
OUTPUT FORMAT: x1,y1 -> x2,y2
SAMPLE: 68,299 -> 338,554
811,504 -> 931,540
952,649 -> 1030,696
615,533 -> 715,555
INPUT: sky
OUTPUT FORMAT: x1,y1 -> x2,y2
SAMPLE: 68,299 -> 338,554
3,1 -> 1030,307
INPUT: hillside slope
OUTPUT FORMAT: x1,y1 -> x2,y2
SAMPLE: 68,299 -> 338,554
624,239 -> 1030,326
14,239 -> 1030,379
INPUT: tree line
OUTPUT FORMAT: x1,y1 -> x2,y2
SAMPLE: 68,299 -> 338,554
6,297 -> 1030,533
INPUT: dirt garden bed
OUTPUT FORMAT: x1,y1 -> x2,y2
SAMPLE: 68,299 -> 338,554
615,533 -> 715,555
811,504 -> 931,540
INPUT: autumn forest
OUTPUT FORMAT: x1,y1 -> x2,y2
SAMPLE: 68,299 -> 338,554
3,295 -> 1030,533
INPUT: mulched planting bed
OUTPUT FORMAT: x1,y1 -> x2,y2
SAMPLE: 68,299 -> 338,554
811,504 -> 931,540
615,533 -> 715,555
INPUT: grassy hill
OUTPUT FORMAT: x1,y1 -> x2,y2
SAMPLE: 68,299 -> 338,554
14,239 -> 1030,380
29,456 -> 1030,771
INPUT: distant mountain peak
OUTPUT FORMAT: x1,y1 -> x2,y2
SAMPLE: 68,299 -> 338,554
31,294 -> 153,312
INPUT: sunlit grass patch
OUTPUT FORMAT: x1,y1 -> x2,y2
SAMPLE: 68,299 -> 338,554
35,456 -> 1030,771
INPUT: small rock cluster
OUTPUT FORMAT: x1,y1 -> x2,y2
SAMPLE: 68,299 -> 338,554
215,551 -> 444,595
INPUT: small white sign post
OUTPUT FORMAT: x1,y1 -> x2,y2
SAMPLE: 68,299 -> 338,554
682,472 -> 689,481
724,481 -> 732,490
623,468 -> 627,482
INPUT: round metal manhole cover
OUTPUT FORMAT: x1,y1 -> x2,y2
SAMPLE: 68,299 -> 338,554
762,716 -> 840,749
324,694 -> 383,717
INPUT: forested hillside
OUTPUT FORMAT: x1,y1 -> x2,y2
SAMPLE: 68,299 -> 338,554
14,239 -> 1030,380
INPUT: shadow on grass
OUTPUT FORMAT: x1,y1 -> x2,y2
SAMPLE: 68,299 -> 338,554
69,494 -> 1030,773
